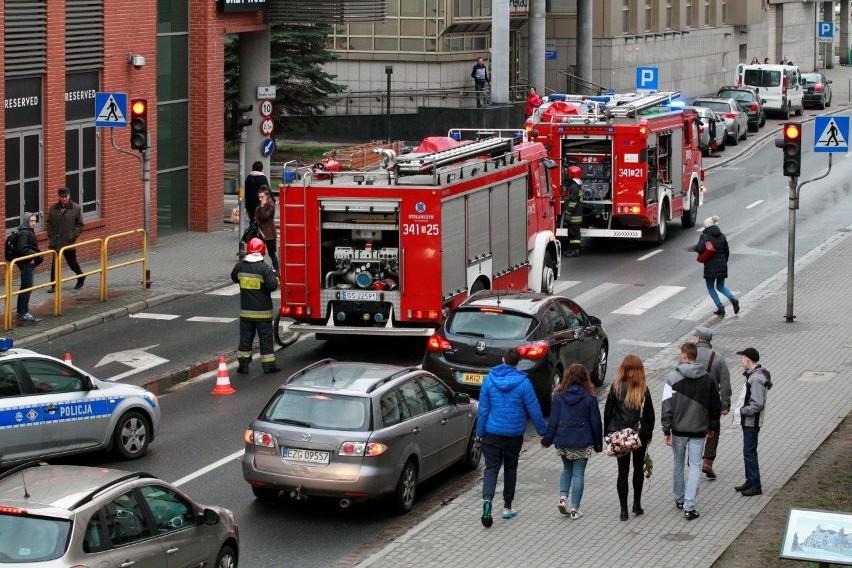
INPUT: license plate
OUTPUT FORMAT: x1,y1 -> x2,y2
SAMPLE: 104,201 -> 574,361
458,372 -> 485,385
340,290 -> 379,301
281,447 -> 330,465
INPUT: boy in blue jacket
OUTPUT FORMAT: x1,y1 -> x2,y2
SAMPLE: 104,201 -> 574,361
477,348 -> 547,527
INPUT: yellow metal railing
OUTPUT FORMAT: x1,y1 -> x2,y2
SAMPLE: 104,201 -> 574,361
102,229 -> 148,301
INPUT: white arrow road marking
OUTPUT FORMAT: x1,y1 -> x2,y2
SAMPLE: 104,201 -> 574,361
553,280 -> 581,295
613,285 -> 684,315
96,345 -> 170,382
130,313 -> 180,320
187,316 -> 237,323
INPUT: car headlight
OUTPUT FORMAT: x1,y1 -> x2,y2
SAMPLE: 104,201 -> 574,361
143,392 -> 159,406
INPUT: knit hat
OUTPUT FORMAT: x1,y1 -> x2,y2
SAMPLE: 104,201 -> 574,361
703,215 -> 719,228
693,327 -> 712,341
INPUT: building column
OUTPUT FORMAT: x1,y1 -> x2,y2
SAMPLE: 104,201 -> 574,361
576,0 -> 593,93
491,0 -> 509,104
239,28 -> 272,179
529,0 -> 545,94
841,0 -> 849,66
823,1 -> 834,68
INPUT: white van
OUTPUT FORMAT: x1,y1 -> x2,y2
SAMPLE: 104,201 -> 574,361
736,63 -> 804,119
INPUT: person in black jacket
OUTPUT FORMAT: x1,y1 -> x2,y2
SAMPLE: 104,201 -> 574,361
471,56 -> 490,108
695,215 -> 739,317
604,354 -> 655,521
15,213 -> 42,323
231,237 -> 280,375
542,363 -> 602,520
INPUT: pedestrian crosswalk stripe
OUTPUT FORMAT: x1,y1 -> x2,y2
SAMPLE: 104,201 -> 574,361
208,284 -> 240,296
553,280 -> 580,295
130,313 -> 180,320
187,316 -> 237,323
618,339 -> 669,348
612,285 -> 684,315
571,282 -> 623,308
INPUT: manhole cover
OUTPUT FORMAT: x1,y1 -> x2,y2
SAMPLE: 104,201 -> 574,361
796,371 -> 838,383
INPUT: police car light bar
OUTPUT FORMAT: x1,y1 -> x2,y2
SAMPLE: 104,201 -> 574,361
0,338 -> 13,352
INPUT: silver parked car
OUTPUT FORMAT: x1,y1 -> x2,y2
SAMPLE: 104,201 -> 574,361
242,359 -> 480,512
685,106 -> 727,156
0,339 -> 161,467
692,97 -> 749,146
0,462 -> 238,566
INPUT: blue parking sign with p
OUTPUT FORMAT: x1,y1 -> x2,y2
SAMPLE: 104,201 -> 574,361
818,21 -> 833,39
636,67 -> 659,92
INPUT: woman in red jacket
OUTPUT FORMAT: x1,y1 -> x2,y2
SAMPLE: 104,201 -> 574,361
525,86 -> 542,118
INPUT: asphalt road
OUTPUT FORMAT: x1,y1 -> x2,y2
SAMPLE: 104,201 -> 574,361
42,113 -> 852,567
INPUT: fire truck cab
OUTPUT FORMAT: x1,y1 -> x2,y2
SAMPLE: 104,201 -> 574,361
527,91 -> 704,244
278,134 -> 562,339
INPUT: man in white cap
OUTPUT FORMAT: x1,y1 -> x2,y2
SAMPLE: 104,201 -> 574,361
691,327 -> 731,479
732,347 -> 771,497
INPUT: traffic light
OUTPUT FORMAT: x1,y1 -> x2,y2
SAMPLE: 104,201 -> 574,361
782,122 -> 802,177
129,99 -> 148,151
232,101 -> 253,137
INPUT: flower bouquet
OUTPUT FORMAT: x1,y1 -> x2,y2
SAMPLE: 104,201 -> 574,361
644,451 -> 653,479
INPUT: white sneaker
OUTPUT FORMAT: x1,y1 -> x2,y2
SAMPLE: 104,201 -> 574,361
502,508 -> 517,519
558,497 -> 568,515
17,313 -> 36,322
570,509 -> 583,520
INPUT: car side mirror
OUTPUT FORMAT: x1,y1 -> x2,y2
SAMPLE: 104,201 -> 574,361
827,79 -> 833,84
455,392 -> 471,405
83,376 -> 96,390
201,508 -> 220,525
588,315 -> 601,325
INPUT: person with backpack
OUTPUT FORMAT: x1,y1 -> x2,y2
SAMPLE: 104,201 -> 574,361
691,327 -> 731,480
695,215 -> 739,317
14,213 -> 42,322
733,347 -> 772,497
542,363 -> 603,520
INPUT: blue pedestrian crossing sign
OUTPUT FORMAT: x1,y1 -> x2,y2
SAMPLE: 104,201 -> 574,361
94,92 -> 127,127
813,116 -> 849,153
636,67 -> 659,92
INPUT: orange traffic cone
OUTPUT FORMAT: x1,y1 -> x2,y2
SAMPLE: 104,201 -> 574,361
64,352 -> 73,366
211,356 -> 236,396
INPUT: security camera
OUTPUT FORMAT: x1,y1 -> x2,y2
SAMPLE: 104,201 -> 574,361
128,54 -> 145,70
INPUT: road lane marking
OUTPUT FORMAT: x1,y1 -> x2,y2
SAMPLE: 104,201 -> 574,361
187,316 -> 238,323
208,284 -> 240,296
172,449 -> 245,488
636,249 -> 663,261
618,339 -> 669,348
613,285 -> 684,315
572,282 -> 623,308
553,280 -> 581,295
130,313 -> 180,320
746,200 -> 764,209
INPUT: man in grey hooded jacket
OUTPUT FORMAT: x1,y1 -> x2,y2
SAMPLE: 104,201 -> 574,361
661,342 -> 722,520
692,327 -> 731,479
732,347 -> 771,497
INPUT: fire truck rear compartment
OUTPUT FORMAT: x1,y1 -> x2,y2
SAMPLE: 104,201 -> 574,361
563,139 -> 614,228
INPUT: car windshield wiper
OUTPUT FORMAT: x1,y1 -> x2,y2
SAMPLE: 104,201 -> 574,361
272,418 -> 312,427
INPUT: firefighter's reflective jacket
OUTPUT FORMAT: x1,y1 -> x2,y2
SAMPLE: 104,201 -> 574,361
230,254 -> 279,319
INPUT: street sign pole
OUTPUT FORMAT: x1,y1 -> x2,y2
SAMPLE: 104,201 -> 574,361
142,145 -> 152,288
237,127 -> 247,258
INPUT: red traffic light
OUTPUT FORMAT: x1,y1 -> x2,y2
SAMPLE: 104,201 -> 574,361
784,123 -> 801,140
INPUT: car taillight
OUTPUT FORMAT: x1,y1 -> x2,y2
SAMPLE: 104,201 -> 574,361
247,430 -> 275,447
426,334 -> 452,351
724,113 -> 737,119
749,103 -> 759,111
517,341 -> 548,359
814,84 -> 823,93
339,442 -> 387,457
782,77 -> 787,93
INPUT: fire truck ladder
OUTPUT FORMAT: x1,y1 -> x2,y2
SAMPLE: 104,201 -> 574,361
280,181 -> 308,308
394,137 -> 514,175
605,91 -> 681,118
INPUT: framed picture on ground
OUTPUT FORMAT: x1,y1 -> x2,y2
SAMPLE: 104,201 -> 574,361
779,507 -> 852,565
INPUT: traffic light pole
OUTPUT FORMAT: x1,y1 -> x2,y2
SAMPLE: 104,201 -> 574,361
237,127 -> 247,258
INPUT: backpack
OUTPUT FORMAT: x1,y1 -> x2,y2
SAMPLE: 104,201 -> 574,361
4,231 -> 19,262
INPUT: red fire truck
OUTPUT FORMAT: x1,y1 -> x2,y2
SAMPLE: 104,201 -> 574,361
525,91 -> 704,244
276,135 -> 562,342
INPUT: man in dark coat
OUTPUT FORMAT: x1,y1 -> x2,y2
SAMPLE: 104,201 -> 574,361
695,215 -> 739,316
471,56 -> 490,108
45,187 -> 84,292
244,161 -> 269,220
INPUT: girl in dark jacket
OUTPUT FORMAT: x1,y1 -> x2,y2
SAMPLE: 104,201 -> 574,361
696,215 -> 739,316
542,363 -> 602,520
254,186 -> 279,274
604,354 -> 655,521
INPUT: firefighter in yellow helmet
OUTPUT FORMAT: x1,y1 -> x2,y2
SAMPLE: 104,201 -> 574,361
562,165 -> 584,257
231,237 -> 280,374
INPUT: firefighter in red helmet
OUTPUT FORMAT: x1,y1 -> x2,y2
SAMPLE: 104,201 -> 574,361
231,237 -> 280,375
562,165 -> 584,257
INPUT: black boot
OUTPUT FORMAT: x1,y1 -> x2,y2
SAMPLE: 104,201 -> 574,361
632,497 -> 643,516
237,358 -> 250,375
620,507 -> 629,521
262,361 -> 281,374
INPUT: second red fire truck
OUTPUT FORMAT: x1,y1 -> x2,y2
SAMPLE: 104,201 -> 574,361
525,91 -> 705,244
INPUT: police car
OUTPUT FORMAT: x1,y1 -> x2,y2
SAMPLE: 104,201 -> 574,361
0,339 -> 161,467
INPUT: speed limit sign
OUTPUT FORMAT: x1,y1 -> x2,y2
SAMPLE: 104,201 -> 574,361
259,99 -> 274,118
259,117 -> 275,136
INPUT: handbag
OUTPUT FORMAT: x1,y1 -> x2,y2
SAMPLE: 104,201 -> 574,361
605,394 -> 644,457
696,239 -> 716,263
241,220 -> 259,243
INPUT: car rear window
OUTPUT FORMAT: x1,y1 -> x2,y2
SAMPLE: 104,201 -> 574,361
447,309 -> 535,340
743,69 -> 781,88
0,513 -> 70,562
695,101 -> 731,113
718,90 -> 754,103
262,390 -> 370,431
801,74 -> 819,84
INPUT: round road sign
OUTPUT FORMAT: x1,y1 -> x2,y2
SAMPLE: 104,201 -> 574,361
259,99 -> 274,118
259,117 -> 275,136
261,137 -> 276,157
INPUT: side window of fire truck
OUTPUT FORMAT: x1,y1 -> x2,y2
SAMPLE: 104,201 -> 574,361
558,300 -> 583,330
536,162 -> 551,196
545,302 -> 569,333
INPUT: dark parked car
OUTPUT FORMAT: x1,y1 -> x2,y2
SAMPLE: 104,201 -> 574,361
242,360 -> 479,513
422,290 -> 609,412
801,73 -> 832,109
716,85 -> 766,131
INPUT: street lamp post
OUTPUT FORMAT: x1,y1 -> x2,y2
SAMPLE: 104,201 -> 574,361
385,65 -> 393,143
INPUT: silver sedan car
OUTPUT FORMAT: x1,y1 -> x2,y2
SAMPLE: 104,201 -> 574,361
692,96 -> 749,146
686,106 -> 727,156
242,360 -> 480,512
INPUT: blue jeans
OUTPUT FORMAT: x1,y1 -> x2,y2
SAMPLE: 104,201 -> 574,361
672,435 -> 704,511
17,262 -> 34,315
742,426 -> 762,489
559,454 -> 588,509
481,434 -> 523,508
705,277 -> 735,308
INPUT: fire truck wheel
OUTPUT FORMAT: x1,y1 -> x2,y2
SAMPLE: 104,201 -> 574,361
541,252 -> 556,294
645,202 -> 668,244
681,182 -> 699,229
273,313 -> 301,347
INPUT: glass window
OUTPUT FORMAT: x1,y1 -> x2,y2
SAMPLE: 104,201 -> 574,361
349,37 -> 372,51
156,102 -> 189,171
156,34 -> 189,101
685,0 -> 693,28
400,38 -> 424,52
418,375 -> 451,409
644,0 -> 652,32
102,491 -> 153,546
374,19 -> 399,36
398,380 -> 430,417
83,513 -> 107,553
666,0 -> 672,29
380,389 -> 408,427
447,309 -> 535,340
0,512 -> 71,562
157,0 -> 187,33
20,358 -> 86,394
375,37 -> 399,51
558,300 -> 583,329
157,168 -> 189,233
0,361 -> 24,397
400,19 -> 424,36
139,485 -> 196,534
261,390 -> 370,431
545,302 -> 568,332
65,123 -> 100,217
622,0 -> 631,34
401,2 -> 422,17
